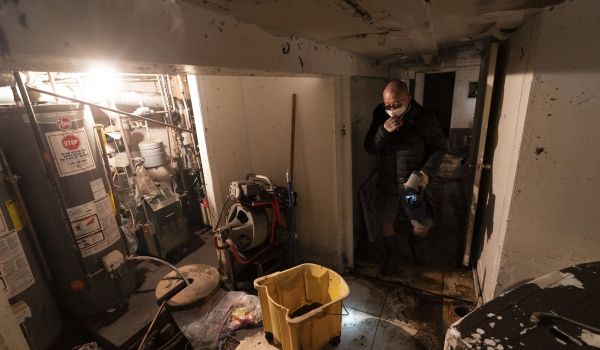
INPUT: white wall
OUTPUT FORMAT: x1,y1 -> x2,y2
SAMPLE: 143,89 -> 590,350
414,66 -> 479,130
450,66 -> 480,129
495,0 -> 600,293
350,77 -> 386,242
414,73 -> 425,104
0,0 -> 398,77
476,0 -> 600,301
190,75 -> 350,268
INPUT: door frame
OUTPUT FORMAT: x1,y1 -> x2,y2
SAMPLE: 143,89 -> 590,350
462,42 -> 500,266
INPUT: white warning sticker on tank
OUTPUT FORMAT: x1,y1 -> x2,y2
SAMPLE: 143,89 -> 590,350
46,128 -> 96,177
0,229 -> 35,298
67,194 -> 120,257
90,178 -> 107,201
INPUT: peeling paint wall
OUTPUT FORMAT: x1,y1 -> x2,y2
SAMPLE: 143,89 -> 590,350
414,73 -> 425,104
191,75 -> 347,268
495,0 -> 600,295
450,66 -> 480,130
0,0 -> 393,77
476,0 -> 600,302
449,65 -> 480,155
188,0 -> 563,63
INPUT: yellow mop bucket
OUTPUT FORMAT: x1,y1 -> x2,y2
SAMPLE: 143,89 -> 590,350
254,263 -> 350,350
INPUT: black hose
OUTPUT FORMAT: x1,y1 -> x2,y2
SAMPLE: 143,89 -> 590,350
213,196 -> 231,232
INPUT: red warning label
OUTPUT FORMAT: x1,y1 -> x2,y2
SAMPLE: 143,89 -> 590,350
71,214 -> 101,237
46,128 -> 96,177
56,117 -> 72,130
62,134 -> 80,151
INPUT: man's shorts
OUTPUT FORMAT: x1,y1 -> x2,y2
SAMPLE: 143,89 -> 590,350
377,191 -> 435,236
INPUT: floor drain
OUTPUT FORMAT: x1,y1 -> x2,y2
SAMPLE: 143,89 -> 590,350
453,305 -> 473,317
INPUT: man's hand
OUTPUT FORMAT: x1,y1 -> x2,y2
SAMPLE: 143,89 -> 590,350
383,115 -> 403,132
404,171 -> 429,191
419,171 -> 429,189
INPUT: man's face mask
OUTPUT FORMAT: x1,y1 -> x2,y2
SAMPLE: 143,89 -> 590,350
385,105 -> 407,117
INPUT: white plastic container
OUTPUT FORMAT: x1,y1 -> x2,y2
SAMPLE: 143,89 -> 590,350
139,139 -> 167,168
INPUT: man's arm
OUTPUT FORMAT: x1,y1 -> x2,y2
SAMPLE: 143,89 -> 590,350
364,106 -> 393,154
421,114 -> 448,177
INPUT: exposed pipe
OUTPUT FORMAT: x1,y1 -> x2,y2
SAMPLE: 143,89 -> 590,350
158,75 -> 179,163
47,72 -> 58,102
177,75 -> 201,170
13,71 -> 91,278
93,125 -> 122,226
117,115 -> 136,172
26,86 -> 195,133
0,147 -> 53,280
112,91 -> 164,109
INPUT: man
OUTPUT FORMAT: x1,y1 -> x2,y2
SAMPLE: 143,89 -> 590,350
364,80 -> 447,274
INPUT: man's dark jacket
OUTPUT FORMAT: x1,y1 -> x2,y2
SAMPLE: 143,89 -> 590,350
364,101 -> 447,195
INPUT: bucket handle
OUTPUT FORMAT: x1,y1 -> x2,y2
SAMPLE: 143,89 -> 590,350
324,303 -> 350,316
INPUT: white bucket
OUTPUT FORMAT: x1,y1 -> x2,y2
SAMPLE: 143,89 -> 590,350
139,139 -> 167,168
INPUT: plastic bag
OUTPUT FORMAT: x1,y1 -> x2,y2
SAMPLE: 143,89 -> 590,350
173,291 -> 263,350
223,294 -> 262,332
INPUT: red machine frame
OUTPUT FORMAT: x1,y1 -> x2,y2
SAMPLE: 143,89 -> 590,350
213,196 -> 287,265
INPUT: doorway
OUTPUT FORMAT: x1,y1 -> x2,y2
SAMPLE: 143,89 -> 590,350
350,67 -> 482,306
423,72 -> 456,137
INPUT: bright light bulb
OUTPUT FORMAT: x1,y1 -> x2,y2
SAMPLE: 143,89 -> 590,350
84,65 -> 120,101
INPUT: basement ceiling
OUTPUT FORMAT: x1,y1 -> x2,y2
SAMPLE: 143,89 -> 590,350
187,0 -> 564,66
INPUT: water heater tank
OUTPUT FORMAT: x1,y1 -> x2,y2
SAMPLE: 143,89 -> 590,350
0,104 -> 137,318
0,164 -> 62,349
0,162 -> 62,349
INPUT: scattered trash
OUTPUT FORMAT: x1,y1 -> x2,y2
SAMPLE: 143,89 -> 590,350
224,294 -> 262,331
172,290 -> 262,349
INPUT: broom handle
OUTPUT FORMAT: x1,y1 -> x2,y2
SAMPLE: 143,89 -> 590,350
289,94 -> 298,264
290,94 -> 296,179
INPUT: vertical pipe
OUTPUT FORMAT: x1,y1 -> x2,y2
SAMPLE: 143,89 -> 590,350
93,125 -> 122,226
165,75 -> 178,119
12,71 -> 90,278
176,75 -> 192,130
157,75 -> 176,163
177,75 -> 201,170
47,72 -> 58,102
117,115 -> 136,172
290,94 -> 297,178
165,76 -> 181,163
288,94 -> 298,264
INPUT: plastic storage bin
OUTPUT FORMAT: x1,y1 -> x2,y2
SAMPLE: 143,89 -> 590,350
254,263 -> 350,350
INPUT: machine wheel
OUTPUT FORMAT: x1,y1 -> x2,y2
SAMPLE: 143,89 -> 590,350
329,336 -> 341,346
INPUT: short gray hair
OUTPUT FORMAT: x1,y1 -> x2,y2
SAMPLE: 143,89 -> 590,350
383,80 -> 409,95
